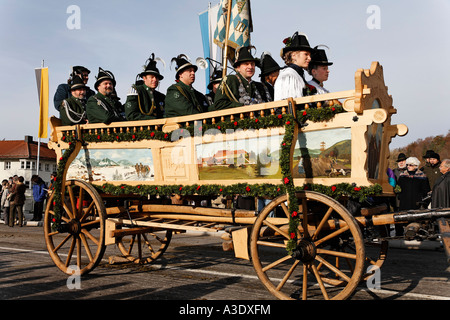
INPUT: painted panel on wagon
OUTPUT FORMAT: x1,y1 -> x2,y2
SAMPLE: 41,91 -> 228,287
67,148 -> 154,181
293,128 -> 352,178
196,131 -> 284,180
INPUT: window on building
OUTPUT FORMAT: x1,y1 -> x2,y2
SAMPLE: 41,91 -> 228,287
4,162 -> 11,170
21,160 -> 25,169
45,163 -> 50,172
26,161 -> 31,169
52,164 -> 57,172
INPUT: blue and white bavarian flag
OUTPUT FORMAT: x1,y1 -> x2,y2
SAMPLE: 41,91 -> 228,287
214,0 -> 253,51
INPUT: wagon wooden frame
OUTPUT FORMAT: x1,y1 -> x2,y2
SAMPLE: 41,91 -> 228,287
44,62 -> 449,300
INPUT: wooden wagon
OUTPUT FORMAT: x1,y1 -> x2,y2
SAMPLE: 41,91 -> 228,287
45,62 -> 450,300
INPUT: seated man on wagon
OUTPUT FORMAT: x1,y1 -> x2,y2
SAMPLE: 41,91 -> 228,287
259,52 -> 281,101
307,45 -> 333,95
125,54 -> 166,120
164,54 -> 209,118
54,65 -> 95,111
86,68 -> 125,124
59,75 -> 88,126
212,46 -> 271,111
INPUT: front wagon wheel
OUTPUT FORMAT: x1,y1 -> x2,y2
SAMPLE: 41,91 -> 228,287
44,179 -> 106,276
250,191 -> 365,300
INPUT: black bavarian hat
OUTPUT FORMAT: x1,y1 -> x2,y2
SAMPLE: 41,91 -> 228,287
281,31 -> 313,56
233,46 -> 259,68
310,46 -> 333,66
171,54 -> 197,77
140,53 -> 164,80
423,150 -> 435,159
396,153 -> 407,162
70,75 -> 88,91
259,52 -> 281,77
72,66 -> 90,76
207,69 -> 223,90
94,67 -> 116,90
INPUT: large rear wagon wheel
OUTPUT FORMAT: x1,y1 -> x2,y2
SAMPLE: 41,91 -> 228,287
44,179 -> 106,276
250,191 -> 365,300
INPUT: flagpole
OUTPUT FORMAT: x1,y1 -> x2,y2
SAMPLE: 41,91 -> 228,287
36,59 -> 44,176
222,0 -> 233,79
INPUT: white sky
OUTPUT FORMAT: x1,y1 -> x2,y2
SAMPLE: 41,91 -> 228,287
0,0 -> 449,149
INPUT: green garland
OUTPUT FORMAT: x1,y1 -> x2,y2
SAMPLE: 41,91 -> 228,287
55,106 -> 381,254
51,142 -> 76,231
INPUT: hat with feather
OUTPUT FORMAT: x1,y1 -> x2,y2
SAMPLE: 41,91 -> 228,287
233,46 -> 259,68
70,75 -> 88,91
94,67 -> 116,90
259,52 -> 281,78
140,53 -> 165,80
281,31 -> 313,56
171,54 -> 197,78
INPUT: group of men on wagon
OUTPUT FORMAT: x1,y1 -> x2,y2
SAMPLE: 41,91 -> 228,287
55,31 -> 333,126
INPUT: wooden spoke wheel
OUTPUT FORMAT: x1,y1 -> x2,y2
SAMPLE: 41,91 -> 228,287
250,191 -> 365,300
44,179 -> 106,276
116,227 -> 172,264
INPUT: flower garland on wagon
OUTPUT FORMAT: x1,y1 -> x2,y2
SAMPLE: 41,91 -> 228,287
54,104 -> 382,253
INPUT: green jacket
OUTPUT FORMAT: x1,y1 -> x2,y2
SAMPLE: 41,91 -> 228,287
124,84 -> 165,120
211,72 -> 270,111
59,96 -> 87,126
164,81 -> 209,118
86,93 -> 124,124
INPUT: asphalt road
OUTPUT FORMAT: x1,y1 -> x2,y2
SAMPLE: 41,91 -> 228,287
0,222 -> 449,307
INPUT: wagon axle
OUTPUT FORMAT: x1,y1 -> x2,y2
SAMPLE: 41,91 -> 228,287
291,239 -> 317,263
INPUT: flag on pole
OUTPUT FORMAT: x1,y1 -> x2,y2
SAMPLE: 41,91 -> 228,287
35,67 -> 49,139
199,3 -> 223,92
214,0 -> 253,61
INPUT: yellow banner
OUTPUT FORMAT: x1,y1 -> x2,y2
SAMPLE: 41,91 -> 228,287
36,67 -> 49,138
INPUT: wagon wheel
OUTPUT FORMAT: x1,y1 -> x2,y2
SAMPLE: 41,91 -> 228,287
340,228 -> 389,281
116,227 -> 172,264
44,179 -> 106,276
250,191 -> 365,300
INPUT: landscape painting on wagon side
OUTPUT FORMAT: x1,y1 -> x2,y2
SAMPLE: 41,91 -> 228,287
67,148 -> 154,182
196,131 -> 284,180
293,128 -> 352,178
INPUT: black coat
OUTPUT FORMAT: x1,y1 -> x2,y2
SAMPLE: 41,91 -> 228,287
431,172 -> 450,209
397,170 -> 431,210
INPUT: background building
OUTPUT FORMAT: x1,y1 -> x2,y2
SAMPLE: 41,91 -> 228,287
0,135 -> 56,213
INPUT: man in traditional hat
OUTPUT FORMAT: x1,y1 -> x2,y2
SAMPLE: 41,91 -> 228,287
86,68 -> 124,124
274,32 -> 314,101
54,66 -> 95,111
59,75 -> 88,126
212,46 -> 271,111
307,46 -> 333,94
125,54 -> 166,120
206,68 -> 223,106
421,151 -> 442,189
164,54 -> 209,118
391,152 -> 408,213
259,52 -> 281,101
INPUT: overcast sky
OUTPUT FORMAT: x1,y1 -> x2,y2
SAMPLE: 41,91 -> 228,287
0,0 -> 448,149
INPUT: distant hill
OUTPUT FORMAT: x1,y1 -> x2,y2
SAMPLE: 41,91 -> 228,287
389,130 -> 449,167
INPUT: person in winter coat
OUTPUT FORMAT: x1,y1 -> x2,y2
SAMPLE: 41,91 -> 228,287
8,176 -> 26,227
431,159 -> 450,209
396,157 -> 431,235
421,151 -> 442,190
1,180 -> 10,225
31,175 -> 47,221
